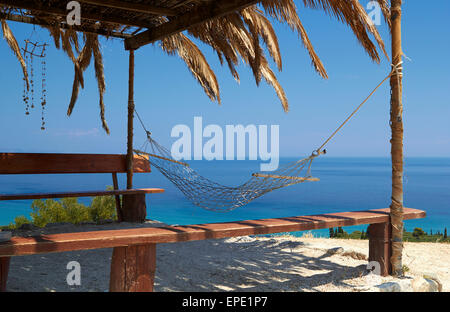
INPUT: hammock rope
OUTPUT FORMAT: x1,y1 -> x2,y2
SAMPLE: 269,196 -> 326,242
134,65 -> 402,212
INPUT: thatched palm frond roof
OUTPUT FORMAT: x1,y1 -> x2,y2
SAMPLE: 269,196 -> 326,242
0,0 -> 391,134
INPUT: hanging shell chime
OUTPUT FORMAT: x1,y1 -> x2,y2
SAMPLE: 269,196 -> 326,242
21,40 -> 48,130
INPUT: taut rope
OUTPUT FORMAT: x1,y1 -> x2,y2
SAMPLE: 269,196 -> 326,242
314,62 -> 403,154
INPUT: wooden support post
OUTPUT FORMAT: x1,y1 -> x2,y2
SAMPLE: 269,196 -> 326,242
126,50 -> 135,190
121,193 -> 147,223
112,173 -> 123,222
109,244 -> 156,292
368,223 -> 392,276
122,49 -> 147,222
389,0 -> 404,276
110,50 -> 151,292
0,257 -> 10,292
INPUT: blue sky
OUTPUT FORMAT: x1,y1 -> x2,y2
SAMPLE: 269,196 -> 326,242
0,0 -> 449,157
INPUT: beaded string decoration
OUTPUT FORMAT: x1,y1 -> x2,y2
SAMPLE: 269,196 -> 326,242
21,40 -> 48,130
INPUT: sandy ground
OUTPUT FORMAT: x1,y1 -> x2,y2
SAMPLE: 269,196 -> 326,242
5,227 -> 450,292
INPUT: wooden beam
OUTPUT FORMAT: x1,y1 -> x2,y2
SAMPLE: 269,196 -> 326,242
134,149 -> 190,167
0,208 -> 426,257
252,173 -> 319,182
0,13 -> 131,39
125,0 -> 260,50
112,173 -> 123,222
0,0 -> 153,29
0,153 -> 150,174
78,0 -> 176,16
171,0 -> 196,9
0,188 -> 164,201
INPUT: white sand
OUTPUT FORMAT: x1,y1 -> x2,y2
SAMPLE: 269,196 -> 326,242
6,233 -> 450,292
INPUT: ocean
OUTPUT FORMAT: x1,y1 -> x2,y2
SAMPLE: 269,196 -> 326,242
0,157 -> 449,237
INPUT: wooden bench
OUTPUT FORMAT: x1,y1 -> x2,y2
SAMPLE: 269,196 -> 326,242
0,153 -> 164,218
0,204 -> 425,291
0,152 -> 164,291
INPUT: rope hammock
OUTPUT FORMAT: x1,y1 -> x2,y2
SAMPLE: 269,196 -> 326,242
134,64 -> 402,212
135,136 -> 322,212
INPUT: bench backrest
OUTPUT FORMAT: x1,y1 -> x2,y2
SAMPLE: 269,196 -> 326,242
0,153 -> 150,174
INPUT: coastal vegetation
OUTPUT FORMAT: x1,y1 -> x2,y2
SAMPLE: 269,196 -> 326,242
3,187 -> 117,229
329,227 -> 450,243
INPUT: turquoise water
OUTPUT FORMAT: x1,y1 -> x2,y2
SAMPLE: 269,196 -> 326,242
0,157 -> 449,237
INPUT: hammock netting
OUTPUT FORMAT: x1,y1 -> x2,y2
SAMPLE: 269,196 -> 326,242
135,134 -> 321,212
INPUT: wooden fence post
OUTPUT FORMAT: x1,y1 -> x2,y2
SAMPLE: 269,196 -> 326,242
110,49 -> 154,292
121,193 -> 147,223
0,257 -> 10,292
110,244 -> 156,292
368,223 -> 392,276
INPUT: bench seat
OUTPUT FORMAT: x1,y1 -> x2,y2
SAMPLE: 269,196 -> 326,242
0,188 -> 164,201
0,208 -> 425,257
0,152 -> 166,291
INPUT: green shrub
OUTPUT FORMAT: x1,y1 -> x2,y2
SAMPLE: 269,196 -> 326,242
8,215 -> 32,229
412,227 -> 426,238
62,198 -> 91,224
89,191 -> 117,223
8,187 -> 118,229
329,227 -> 334,238
31,199 -> 66,227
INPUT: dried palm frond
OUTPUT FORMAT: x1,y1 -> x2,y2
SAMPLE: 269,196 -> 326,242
375,0 -> 391,29
160,33 -> 220,104
182,0 -> 389,112
188,12 -> 266,88
61,29 -> 77,63
67,33 -> 94,116
43,29 -> 107,132
1,0 -> 391,133
1,19 -> 29,91
92,35 -> 109,134
260,57 -> 288,111
43,25 -> 84,85
259,0 -> 327,78
293,0 -> 389,61
44,23 -> 61,49
68,30 -> 81,54
185,5 -> 311,111
242,8 -> 282,71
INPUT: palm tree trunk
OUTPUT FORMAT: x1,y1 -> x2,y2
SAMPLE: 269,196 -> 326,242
389,0 -> 404,276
